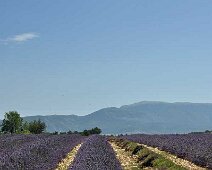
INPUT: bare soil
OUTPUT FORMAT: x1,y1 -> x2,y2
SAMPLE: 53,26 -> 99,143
55,143 -> 82,170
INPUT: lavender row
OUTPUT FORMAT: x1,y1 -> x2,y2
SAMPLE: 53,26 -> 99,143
0,134 -> 45,156
120,134 -> 212,169
70,135 -> 122,170
0,134 -> 85,170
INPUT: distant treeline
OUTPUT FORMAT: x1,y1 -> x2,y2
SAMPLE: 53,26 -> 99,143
0,111 -> 102,136
189,130 -> 212,134
0,111 -> 46,134
51,127 -> 102,136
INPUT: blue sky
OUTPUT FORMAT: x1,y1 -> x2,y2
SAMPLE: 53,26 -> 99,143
1,0 -> 212,117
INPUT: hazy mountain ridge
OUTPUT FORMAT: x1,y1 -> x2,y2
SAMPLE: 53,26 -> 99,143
13,101 -> 212,134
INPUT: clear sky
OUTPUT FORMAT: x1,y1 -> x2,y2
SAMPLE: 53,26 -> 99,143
1,0 -> 212,118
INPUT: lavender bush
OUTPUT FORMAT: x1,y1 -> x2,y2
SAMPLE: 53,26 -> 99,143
0,134 -> 85,170
70,135 -> 122,170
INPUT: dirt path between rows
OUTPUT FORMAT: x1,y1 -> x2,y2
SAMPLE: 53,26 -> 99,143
141,144 -> 206,170
110,140 -> 207,170
109,142 -> 141,170
55,143 -> 82,170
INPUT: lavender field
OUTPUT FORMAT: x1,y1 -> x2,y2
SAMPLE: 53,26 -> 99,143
120,133 -> 212,169
0,133 -> 211,169
0,134 -> 85,170
70,135 -> 122,170
0,134 -> 121,170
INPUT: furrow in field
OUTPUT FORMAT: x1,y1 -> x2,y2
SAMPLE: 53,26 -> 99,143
141,143 -> 206,170
109,141 -> 140,170
55,143 -> 82,170
109,138 -> 196,170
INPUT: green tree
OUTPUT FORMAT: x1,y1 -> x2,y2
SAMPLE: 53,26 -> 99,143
19,121 -> 30,134
1,111 -> 23,133
28,119 -> 46,134
90,127 -> 102,134
81,129 -> 89,136
80,127 -> 102,136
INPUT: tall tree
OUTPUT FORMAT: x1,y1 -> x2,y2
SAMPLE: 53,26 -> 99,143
1,111 -> 23,133
28,119 -> 46,134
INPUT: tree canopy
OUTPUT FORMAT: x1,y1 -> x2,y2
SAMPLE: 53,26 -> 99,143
63,127 -> 102,136
1,111 -> 23,133
28,119 -> 46,134
1,111 -> 46,134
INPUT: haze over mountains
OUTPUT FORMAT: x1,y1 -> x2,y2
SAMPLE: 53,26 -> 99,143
20,101 -> 212,134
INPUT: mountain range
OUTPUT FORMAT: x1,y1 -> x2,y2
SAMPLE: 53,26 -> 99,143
21,101 -> 212,134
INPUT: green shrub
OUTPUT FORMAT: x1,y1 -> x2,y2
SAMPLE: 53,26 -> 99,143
28,119 -> 46,134
153,157 -> 186,170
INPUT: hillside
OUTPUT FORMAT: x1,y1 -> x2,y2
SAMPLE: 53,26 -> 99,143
21,101 -> 212,134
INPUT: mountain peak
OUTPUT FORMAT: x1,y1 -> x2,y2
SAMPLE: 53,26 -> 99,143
120,101 -> 168,109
